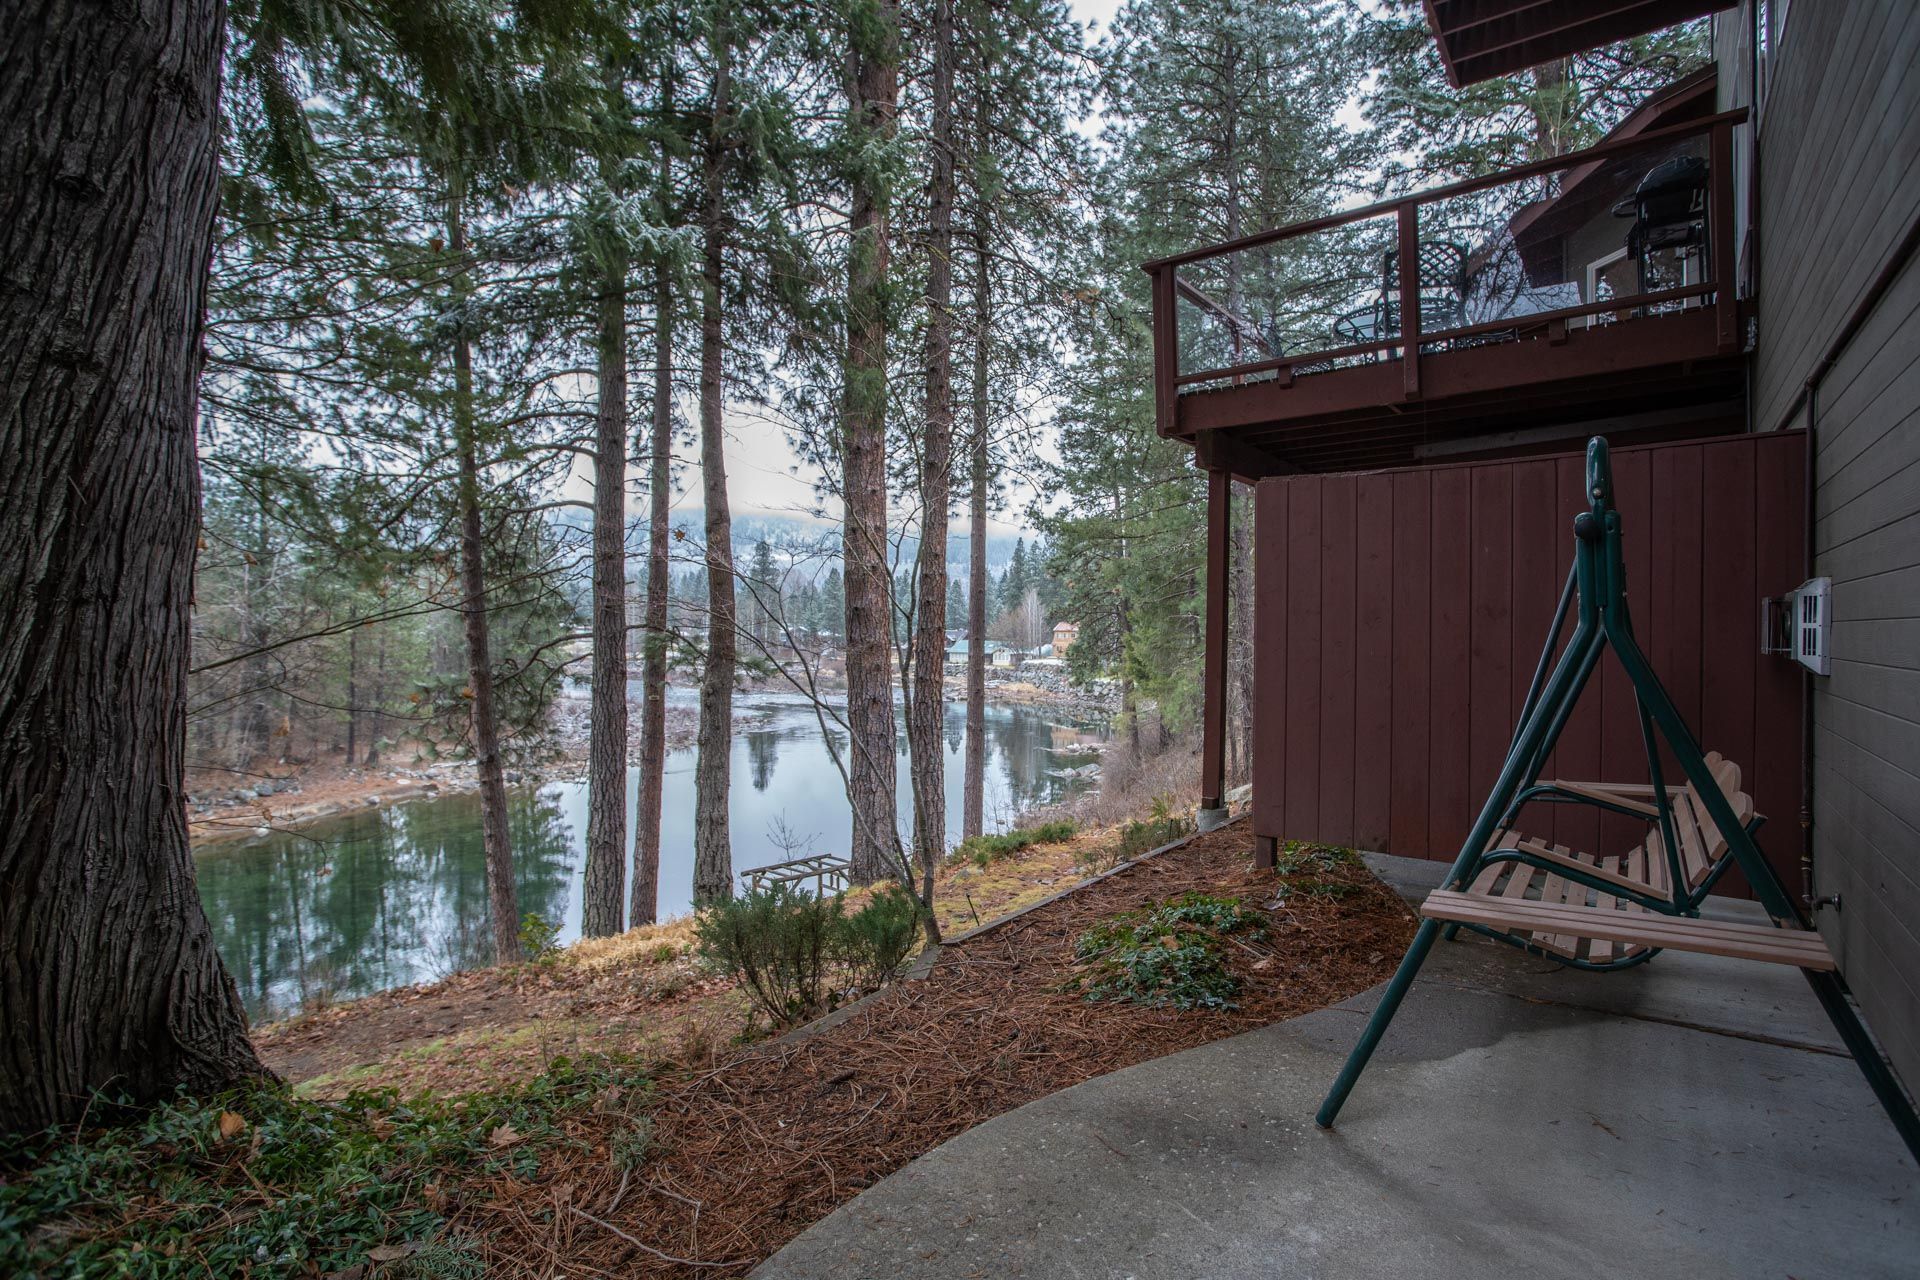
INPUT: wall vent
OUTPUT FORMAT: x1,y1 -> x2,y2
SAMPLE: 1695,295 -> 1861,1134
1761,577 -> 1831,676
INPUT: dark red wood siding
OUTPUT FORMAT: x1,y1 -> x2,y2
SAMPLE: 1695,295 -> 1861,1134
1252,432 -> 1808,897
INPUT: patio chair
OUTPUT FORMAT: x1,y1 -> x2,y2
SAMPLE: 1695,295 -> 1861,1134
1314,437 -> 1920,1164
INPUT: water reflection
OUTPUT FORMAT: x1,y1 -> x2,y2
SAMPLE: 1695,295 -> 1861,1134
197,692 -> 1106,1020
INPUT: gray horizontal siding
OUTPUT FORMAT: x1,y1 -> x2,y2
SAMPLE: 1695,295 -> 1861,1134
1754,3 -> 1920,430
1752,0 -> 1920,1097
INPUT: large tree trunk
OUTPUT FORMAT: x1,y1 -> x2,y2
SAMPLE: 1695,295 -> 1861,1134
449,195 -> 520,964
582,251 -> 629,937
692,28 -> 735,904
961,178 -> 991,842
632,259 -> 673,927
907,0 -> 954,919
0,0 -> 269,1131
842,0 -> 903,885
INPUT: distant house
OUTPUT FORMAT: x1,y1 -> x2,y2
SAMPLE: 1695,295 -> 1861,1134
946,636 -> 1012,668
1051,621 -> 1079,655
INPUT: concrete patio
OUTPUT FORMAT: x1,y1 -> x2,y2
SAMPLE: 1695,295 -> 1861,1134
754,855 -> 1920,1279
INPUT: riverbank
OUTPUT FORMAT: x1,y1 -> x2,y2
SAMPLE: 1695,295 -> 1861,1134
188,675 -> 1114,849
248,817 -> 1138,1095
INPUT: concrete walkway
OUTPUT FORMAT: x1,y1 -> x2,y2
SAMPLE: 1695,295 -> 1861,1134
755,855 -> 1919,1279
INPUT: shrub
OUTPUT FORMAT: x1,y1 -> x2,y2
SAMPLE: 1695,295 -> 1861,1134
837,883 -> 923,987
694,884 -> 842,1029
1117,795 -> 1193,861
518,913 -> 562,963
1071,893 -> 1265,1011
953,819 -> 1079,867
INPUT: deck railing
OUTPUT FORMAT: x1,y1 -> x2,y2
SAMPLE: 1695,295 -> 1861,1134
1144,109 -> 1746,438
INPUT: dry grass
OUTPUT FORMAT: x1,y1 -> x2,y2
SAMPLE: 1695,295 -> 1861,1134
568,916 -> 700,969
254,921 -> 738,1098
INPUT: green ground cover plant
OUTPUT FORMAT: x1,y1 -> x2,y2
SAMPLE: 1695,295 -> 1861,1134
1273,841 -> 1364,900
0,1056 -> 645,1279
1071,892 -> 1265,1011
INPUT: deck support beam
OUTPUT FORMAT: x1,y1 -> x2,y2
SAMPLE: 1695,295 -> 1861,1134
1200,468 -> 1230,817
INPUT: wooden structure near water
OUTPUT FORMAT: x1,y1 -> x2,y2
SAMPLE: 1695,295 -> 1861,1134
740,854 -> 852,898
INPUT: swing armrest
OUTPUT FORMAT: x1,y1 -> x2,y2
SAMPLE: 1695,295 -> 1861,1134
1511,781 -> 1663,824
1556,780 -> 1685,800
1541,781 -> 1662,817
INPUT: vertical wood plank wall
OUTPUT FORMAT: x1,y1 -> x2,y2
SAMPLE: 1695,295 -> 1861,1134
1252,432 -> 1808,896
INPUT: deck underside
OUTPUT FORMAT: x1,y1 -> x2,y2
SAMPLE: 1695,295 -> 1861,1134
1176,307 -> 1749,477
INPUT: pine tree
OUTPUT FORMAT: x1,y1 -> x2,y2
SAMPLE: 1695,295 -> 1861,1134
581,51 -> 639,939
1042,0 -> 1369,755
631,20 -> 695,929
906,0 -> 959,911
842,0 -> 906,885
948,0 -> 1092,837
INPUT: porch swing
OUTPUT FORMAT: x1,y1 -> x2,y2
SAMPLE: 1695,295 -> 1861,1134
1315,438 -> 1920,1163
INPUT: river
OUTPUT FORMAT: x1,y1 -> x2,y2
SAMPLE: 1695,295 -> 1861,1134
195,691 -> 1108,1021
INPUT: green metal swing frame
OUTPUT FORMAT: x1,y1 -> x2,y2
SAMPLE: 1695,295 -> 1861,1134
1314,437 -> 1920,1164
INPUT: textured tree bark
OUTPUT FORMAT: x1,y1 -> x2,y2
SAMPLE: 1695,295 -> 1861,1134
962,181 -> 991,843
631,259 -> 673,927
448,197 -> 520,963
843,0 -> 904,885
693,24 -> 735,904
0,0 -> 270,1131
907,0 -> 954,928
582,252 -> 629,937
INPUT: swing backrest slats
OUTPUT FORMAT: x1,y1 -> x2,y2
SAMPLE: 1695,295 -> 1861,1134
1673,754 -> 1751,889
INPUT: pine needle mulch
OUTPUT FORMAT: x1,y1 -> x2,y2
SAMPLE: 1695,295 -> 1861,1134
463,827 -> 1417,1277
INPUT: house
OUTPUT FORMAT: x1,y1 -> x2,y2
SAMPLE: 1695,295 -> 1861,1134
1051,621 -> 1079,655
945,635 -> 1007,668
1160,2 -> 1920,1100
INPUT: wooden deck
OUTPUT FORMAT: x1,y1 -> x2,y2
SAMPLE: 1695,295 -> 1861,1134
1147,110 -> 1747,477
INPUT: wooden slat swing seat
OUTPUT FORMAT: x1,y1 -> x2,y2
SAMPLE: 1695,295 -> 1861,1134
1315,438 -> 1920,1164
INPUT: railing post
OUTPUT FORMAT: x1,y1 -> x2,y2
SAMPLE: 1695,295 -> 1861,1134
1711,118 -> 1738,352
1200,468 -> 1230,814
1397,203 -> 1421,399
1150,264 -> 1179,437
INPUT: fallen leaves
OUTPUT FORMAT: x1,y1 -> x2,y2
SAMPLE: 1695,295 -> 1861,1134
216,1110 -> 247,1141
